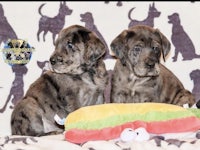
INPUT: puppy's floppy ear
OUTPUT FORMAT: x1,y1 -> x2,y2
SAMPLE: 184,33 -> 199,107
155,29 -> 171,62
78,29 -> 91,43
88,41 -> 106,63
110,30 -> 134,65
83,31 -> 106,63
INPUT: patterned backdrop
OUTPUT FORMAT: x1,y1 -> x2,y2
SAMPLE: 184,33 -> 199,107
0,1 -> 200,136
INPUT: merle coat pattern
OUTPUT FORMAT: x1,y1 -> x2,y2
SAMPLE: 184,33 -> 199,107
110,25 -> 195,107
11,25 -> 108,136
80,12 -> 114,59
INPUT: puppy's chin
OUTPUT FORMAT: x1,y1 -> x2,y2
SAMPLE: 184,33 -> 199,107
133,64 -> 160,77
49,67 -> 65,74
49,64 -> 84,74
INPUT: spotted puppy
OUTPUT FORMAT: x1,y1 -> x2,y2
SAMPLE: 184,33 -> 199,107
110,25 -> 195,107
11,25 -> 108,136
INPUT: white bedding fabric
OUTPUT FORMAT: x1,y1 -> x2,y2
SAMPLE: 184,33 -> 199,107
1,131 -> 200,150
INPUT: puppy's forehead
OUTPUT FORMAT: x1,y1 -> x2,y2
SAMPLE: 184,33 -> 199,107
126,26 -> 160,42
62,25 -> 89,33
58,25 -> 91,43
129,25 -> 155,32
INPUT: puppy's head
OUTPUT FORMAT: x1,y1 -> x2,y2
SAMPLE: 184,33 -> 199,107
111,25 -> 171,77
49,25 -> 106,74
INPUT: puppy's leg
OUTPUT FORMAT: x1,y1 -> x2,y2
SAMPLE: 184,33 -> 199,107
173,90 -> 195,107
11,97 -> 60,136
11,97 -> 44,136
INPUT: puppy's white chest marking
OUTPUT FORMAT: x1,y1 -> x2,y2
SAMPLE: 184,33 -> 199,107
42,116 -> 60,133
127,73 -> 139,87
127,73 -> 153,96
127,73 -> 138,96
128,73 -> 151,86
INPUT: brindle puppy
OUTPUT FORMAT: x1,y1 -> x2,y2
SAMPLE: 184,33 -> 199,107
110,25 -> 195,107
11,25 -> 108,136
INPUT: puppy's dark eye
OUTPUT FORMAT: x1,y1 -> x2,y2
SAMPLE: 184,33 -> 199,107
134,46 -> 142,52
67,41 -> 74,49
152,46 -> 159,53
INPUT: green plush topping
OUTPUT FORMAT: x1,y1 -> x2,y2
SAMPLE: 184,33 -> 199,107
187,108 -> 200,118
65,110 -> 194,130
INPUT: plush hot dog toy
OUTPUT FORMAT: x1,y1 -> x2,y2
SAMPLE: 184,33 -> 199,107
64,103 -> 200,144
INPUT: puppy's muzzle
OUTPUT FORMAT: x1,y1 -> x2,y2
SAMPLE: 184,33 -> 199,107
145,57 -> 158,69
50,56 -> 63,65
50,55 -> 73,67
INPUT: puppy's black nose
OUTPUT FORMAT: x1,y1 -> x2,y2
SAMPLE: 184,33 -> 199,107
146,61 -> 155,69
50,57 -> 56,65
50,56 -> 63,65
146,57 -> 158,69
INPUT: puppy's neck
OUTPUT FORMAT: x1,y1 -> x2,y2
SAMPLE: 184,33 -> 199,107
81,60 -> 107,86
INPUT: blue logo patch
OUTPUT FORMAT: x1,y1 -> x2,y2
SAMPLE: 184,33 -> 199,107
1,39 -> 35,65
